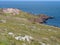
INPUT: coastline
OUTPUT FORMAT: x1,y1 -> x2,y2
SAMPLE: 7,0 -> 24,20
0,1 -> 60,27
0,8 -> 60,45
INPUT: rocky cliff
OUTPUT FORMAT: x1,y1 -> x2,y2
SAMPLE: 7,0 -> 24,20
0,8 -> 60,45
0,8 -> 53,23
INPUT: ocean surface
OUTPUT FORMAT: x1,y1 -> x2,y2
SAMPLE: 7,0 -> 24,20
0,1 -> 60,27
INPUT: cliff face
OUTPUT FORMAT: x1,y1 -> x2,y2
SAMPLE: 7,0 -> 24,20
0,8 -> 60,45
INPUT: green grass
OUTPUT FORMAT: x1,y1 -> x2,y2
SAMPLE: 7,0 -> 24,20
0,10 -> 60,45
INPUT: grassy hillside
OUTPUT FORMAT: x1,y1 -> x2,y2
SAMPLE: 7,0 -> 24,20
0,9 -> 60,45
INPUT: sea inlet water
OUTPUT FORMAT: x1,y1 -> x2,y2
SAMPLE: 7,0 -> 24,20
0,1 -> 60,27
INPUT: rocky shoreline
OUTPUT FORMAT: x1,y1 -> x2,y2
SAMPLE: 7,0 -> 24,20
29,14 -> 54,23
0,8 -> 54,23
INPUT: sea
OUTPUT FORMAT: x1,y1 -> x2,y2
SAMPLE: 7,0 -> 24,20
0,1 -> 60,27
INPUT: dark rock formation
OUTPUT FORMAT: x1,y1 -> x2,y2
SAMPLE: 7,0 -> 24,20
29,14 -> 53,23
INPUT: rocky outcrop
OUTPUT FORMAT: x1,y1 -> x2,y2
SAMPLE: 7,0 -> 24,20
29,14 -> 53,23
2,8 -> 21,15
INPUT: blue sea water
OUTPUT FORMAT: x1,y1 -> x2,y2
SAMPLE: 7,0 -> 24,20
0,1 -> 60,27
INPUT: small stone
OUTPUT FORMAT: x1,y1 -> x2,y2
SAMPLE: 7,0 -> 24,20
0,20 -> 6,23
22,43 -> 26,45
15,36 -> 21,40
48,29 -> 51,31
39,42 -> 46,45
8,32 -> 14,37
8,32 -> 13,35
